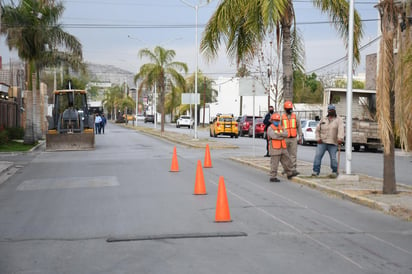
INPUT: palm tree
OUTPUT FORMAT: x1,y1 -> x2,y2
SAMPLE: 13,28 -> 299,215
1,0 -> 83,144
134,46 -> 188,132
201,0 -> 363,101
180,72 -> 217,126
165,84 -> 184,122
102,85 -> 124,120
376,0 -> 402,194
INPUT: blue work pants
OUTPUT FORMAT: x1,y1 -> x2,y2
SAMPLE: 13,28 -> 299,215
312,143 -> 338,174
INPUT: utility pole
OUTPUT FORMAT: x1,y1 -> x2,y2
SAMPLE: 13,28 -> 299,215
180,0 -> 209,139
202,77 -> 206,127
345,0 -> 355,175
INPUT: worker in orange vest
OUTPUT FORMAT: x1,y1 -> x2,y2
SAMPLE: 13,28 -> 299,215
281,100 -> 302,174
267,113 -> 299,182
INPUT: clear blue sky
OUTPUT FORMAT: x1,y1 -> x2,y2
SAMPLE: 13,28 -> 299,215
1,0 -> 380,78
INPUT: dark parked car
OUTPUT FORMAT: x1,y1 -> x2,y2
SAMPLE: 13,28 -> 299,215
248,117 -> 265,138
144,114 -> 155,123
238,115 -> 262,136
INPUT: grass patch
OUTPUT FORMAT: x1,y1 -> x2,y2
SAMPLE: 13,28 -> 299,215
0,141 -> 37,152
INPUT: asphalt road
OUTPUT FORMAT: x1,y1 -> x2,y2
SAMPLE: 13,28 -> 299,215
0,122 -> 411,273
162,122 -> 412,186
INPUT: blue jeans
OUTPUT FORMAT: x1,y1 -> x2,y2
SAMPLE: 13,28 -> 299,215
312,143 -> 338,174
95,123 -> 101,134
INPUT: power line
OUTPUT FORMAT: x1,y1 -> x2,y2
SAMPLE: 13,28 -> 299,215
54,18 -> 379,29
307,35 -> 381,74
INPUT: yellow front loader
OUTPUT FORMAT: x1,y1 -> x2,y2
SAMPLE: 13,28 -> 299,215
46,89 -> 95,151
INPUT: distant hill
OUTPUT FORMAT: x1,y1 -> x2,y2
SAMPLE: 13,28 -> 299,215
86,63 -> 136,87
0,61 -> 137,88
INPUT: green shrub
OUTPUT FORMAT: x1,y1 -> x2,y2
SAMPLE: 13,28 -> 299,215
0,130 -> 9,145
7,127 -> 24,140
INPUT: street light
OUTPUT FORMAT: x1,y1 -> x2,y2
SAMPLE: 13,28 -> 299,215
345,0 -> 355,175
180,0 -> 209,139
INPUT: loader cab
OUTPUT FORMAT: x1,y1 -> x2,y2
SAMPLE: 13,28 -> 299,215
52,90 -> 93,131
46,89 -> 95,151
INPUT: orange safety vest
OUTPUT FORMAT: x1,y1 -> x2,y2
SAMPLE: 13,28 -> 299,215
270,124 -> 287,149
282,113 -> 297,138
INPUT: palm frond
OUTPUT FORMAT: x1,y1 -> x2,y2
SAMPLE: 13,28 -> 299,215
396,25 -> 412,151
376,0 -> 399,154
312,0 -> 363,64
291,26 -> 305,73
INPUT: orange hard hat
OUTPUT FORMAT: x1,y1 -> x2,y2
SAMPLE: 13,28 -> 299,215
284,100 -> 293,109
270,113 -> 281,121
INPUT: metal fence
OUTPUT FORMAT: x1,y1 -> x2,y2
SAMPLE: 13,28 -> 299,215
0,99 -> 19,129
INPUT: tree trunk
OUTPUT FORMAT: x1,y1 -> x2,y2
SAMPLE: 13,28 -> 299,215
23,63 -> 36,145
31,74 -> 40,141
383,90 -> 397,193
281,8 -> 294,102
160,78 -> 165,133
23,89 -> 35,145
377,0 -> 398,194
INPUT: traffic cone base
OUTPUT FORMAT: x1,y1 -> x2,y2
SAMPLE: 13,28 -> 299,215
215,176 -> 231,222
204,144 -> 212,168
170,146 -> 179,172
194,160 -> 207,195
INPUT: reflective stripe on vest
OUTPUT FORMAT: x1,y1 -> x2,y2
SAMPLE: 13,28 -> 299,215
270,124 -> 287,149
282,113 -> 297,138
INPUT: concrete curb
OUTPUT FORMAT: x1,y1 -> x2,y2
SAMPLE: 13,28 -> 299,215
291,176 -> 392,213
0,161 -> 13,175
229,156 -> 407,220
30,140 -> 45,152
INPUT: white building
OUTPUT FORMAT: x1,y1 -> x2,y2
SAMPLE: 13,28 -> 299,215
200,77 -> 270,123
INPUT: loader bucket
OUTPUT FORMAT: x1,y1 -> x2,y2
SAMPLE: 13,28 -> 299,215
46,130 -> 95,151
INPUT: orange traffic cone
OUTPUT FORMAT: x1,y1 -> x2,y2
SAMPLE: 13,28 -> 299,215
204,144 -> 212,168
215,176 -> 231,222
194,160 -> 207,195
170,146 -> 179,172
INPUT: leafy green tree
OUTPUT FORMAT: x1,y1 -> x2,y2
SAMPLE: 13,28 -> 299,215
1,0 -> 83,88
165,85 -> 184,121
293,71 -> 323,103
102,85 -> 124,120
86,86 -> 100,100
334,79 -> 365,89
179,72 -> 217,125
201,0 -> 363,101
41,71 -> 91,103
134,46 -> 188,132
1,0 -> 83,144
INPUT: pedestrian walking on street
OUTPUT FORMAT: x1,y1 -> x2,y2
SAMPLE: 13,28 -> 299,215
263,105 -> 274,157
101,114 -> 107,134
94,113 -> 102,134
281,100 -> 302,174
267,113 -> 298,182
312,104 -> 344,178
